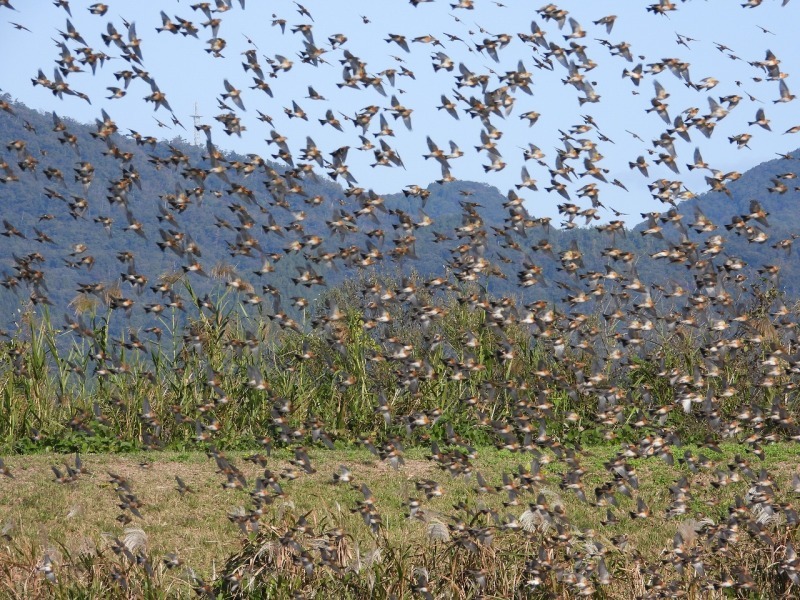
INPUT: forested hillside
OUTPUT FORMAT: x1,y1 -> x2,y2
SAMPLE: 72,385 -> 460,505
0,97 -> 798,336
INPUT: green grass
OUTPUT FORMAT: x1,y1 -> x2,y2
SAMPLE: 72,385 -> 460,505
1,278 -> 799,597
1,276 -> 792,458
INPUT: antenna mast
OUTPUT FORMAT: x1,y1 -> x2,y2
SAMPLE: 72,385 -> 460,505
190,102 -> 202,146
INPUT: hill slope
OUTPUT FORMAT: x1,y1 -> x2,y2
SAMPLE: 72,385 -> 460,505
0,98 -> 798,334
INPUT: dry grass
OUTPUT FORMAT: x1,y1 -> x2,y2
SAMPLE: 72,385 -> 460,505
1,452 -> 254,575
1,443 -> 799,597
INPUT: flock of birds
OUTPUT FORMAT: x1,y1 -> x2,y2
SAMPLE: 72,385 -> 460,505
2,0 -> 800,597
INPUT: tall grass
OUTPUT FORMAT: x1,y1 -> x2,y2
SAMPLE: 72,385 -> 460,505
0,275 -> 796,454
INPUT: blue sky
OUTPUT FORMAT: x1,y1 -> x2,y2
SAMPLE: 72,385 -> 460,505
1,0 -> 798,222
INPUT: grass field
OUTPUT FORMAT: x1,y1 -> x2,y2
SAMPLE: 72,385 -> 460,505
1,283 -> 798,597
2,442 -> 798,598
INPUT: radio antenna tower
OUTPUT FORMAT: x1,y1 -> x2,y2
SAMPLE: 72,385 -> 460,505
190,102 -> 202,146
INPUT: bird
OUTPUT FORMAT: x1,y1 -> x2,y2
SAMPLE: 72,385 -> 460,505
175,476 -> 193,496
0,3 -> 798,597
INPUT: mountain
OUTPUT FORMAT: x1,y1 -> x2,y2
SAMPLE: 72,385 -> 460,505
0,97 -> 799,336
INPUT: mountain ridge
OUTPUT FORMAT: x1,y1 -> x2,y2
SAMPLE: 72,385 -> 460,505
0,98 -> 799,334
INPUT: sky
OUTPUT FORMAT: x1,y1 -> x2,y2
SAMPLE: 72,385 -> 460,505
1,0 -> 798,223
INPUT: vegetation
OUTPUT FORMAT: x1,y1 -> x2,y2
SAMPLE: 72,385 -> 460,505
0,99 -> 799,336
2,444 -> 800,599
1,271 -> 800,597
1,0 -> 799,595
2,272 -> 797,454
